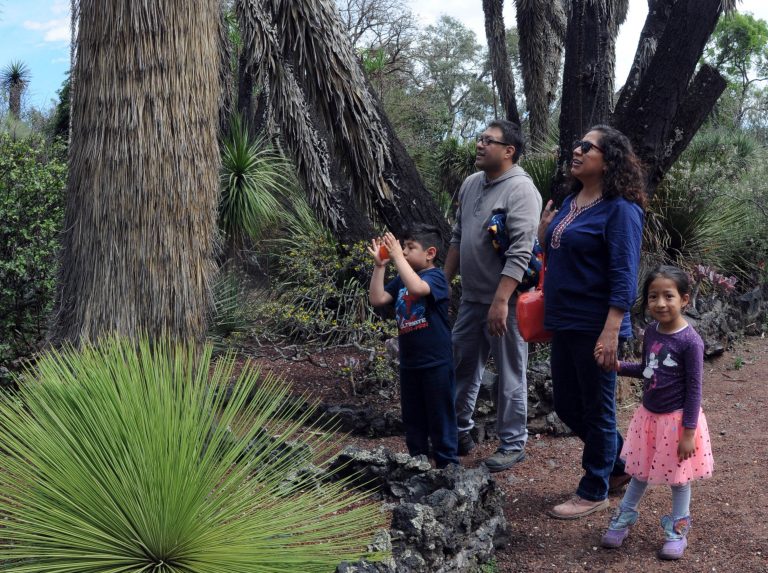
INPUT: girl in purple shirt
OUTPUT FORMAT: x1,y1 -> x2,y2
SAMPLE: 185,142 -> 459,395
596,265 -> 714,560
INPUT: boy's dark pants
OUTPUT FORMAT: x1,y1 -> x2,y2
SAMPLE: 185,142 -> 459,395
400,363 -> 459,468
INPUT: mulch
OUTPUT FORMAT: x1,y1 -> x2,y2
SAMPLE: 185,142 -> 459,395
245,335 -> 768,572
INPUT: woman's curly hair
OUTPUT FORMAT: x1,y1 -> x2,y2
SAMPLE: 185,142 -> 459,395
569,124 -> 648,209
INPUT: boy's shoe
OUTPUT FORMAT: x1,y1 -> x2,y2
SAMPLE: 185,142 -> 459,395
548,496 -> 610,520
483,448 -> 525,472
600,507 -> 639,548
458,431 -> 476,456
608,472 -> 632,494
658,515 -> 691,560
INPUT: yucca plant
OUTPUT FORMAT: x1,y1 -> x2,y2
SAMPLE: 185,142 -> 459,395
0,338 -> 386,572
219,114 -> 296,256
519,152 -> 557,206
1,60 -> 30,120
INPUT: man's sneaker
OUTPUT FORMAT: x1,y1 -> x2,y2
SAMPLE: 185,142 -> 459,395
458,431 -> 476,456
658,515 -> 691,560
482,448 -> 525,472
600,507 -> 639,548
548,495 -> 610,520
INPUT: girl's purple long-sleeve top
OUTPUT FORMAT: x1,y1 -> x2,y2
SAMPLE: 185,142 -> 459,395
619,323 -> 705,429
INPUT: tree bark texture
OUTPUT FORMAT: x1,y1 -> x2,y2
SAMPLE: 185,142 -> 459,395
613,0 -> 726,195
554,0 -> 627,202
515,0 -> 566,148
239,0 -> 449,246
612,0 -> 675,120
53,1 -> 221,344
483,0 -> 521,125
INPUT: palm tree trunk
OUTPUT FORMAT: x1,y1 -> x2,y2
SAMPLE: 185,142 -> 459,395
515,0 -> 566,148
52,1 -> 221,344
482,0 -> 520,125
553,0 -> 627,201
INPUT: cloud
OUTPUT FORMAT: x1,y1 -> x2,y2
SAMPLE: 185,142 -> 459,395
23,17 -> 70,43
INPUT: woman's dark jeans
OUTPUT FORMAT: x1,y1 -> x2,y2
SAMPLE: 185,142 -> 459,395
551,331 -> 626,501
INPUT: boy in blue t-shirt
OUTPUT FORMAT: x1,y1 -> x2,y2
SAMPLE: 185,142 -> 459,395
368,224 -> 458,468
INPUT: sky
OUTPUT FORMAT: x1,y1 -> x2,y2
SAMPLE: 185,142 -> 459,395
2,0 -> 768,111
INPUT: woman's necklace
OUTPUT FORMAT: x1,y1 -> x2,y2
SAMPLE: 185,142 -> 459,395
550,194 -> 604,249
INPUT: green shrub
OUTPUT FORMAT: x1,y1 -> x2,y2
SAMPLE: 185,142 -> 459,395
644,128 -> 768,285
258,235 -> 394,346
0,337 -> 386,572
219,116 -> 296,255
0,133 -> 66,364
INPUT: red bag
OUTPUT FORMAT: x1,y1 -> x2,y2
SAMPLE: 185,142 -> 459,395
516,257 -> 552,343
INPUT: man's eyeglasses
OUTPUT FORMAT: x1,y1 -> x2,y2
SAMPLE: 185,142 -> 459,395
476,134 -> 511,146
573,140 -> 604,154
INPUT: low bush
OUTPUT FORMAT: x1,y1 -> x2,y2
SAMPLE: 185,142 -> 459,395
0,133 -> 66,365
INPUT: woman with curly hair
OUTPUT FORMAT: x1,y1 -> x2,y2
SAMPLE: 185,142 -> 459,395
537,125 -> 646,519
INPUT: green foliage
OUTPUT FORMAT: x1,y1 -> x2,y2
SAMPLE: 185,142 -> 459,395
704,12 -> 768,131
0,337 -> 386,572
219,116 -> 296,252
519,152 -> 557,206
258,234 -> 394,346
646,127 -> 768,284
0,133 -> 66,364
49,72 -> 71,141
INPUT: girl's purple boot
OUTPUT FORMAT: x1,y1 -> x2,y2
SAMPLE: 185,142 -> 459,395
600,508 -> 639,548
658,515 -> 691,560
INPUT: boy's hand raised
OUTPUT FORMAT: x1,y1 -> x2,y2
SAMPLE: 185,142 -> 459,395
367,237 -> 389,267
382,232 -> 404,261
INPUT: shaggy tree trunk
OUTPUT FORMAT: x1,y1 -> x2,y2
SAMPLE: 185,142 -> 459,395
553,0 -> 627,201
613,0 -> 727,196
482,0 -> 520,125
515,0 -> 566,148
8,84 -> 22,120
238,0 -> 449,246
53,1 -> 221,344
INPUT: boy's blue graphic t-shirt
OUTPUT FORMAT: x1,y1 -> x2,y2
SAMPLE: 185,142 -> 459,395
384,267 -> 452,369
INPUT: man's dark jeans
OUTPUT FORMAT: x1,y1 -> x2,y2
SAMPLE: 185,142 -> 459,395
400,363 -> 459,468
551,331 -> 626,501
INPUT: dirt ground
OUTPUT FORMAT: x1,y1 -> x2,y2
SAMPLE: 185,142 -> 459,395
250,335 -> 768,572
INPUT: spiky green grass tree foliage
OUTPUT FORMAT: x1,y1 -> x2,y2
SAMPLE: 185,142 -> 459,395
0,338 -> 385,572
219,115 -> 295,255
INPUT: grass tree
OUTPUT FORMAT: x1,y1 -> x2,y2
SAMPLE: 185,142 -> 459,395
0,338 -> 386,572
52,2 -> 222,344
219,114 -> 295,257
1,60 -> 30,120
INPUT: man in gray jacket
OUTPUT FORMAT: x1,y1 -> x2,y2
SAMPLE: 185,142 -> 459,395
444,119 -> 542,472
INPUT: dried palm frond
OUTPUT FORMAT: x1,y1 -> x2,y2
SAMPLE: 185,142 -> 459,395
268,0 -> 392,211
237,0 -> 342,226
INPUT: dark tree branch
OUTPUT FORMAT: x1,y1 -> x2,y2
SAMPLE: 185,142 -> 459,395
482,0 -> 520,124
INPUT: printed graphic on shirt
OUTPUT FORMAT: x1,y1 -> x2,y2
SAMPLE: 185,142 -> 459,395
394,287 -> 429,334
642,340 -> 678,391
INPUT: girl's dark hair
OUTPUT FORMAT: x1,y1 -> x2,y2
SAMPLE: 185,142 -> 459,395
641,264 -> 691,305
569,124 -> 648,209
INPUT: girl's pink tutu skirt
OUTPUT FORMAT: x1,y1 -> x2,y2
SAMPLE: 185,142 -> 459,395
621,405 -> 714,485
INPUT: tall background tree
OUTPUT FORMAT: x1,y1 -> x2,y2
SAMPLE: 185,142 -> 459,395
52,1 -> 222,344
1,60 -> 30,121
